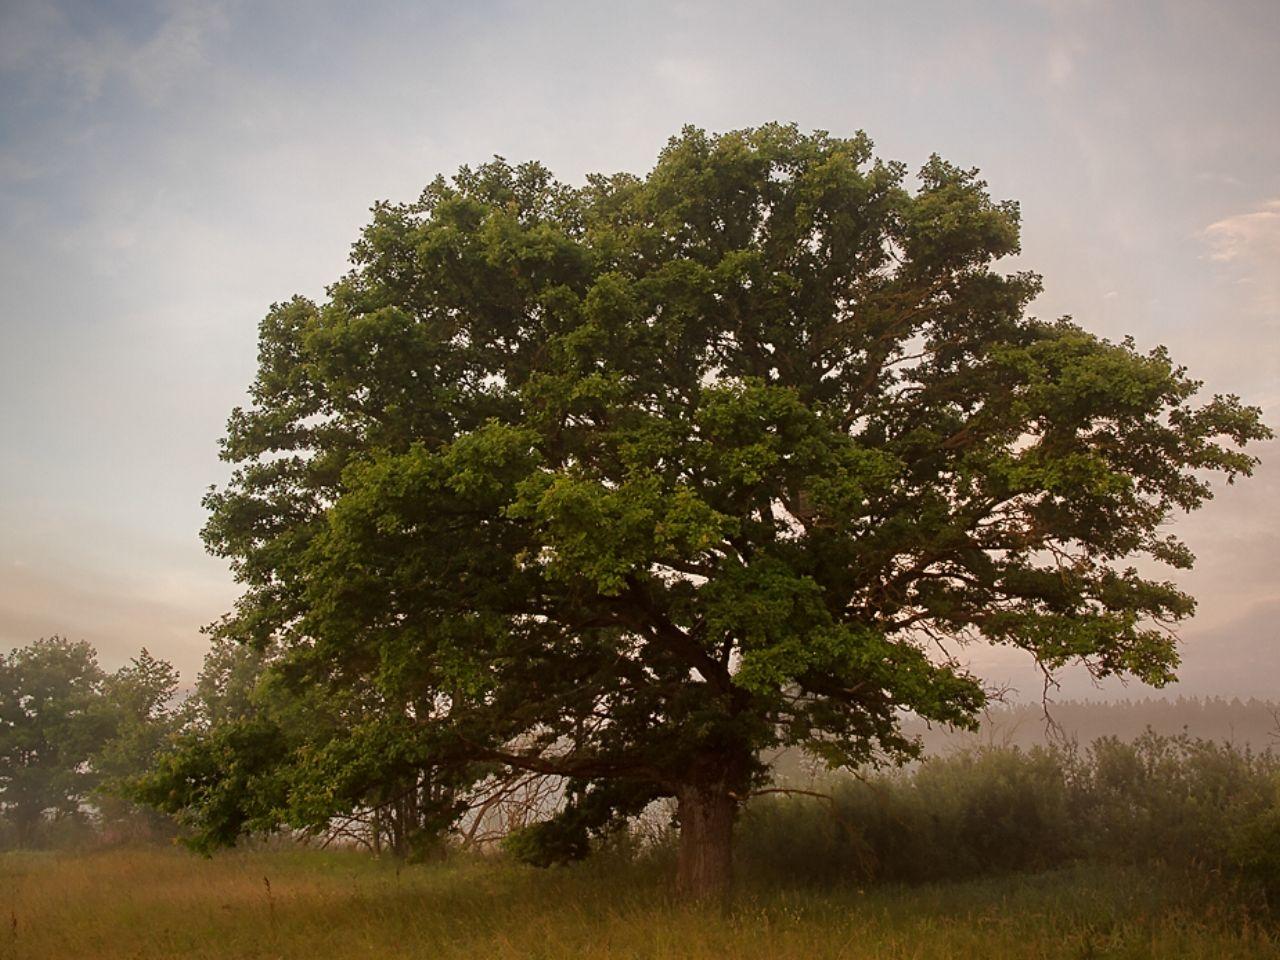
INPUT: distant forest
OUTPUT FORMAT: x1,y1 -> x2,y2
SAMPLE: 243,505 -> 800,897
904,696 -> 1280,754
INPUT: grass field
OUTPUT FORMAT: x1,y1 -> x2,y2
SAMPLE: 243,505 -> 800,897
1,846 -> 1273,959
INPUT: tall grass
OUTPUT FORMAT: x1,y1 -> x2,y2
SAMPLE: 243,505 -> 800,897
741,732 -> 1280,893
2,847 -> 1275,959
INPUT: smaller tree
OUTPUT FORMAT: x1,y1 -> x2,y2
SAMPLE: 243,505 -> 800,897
94,649 -> 182,839
0,637 -> 112,845
0,638 -> 183,847
137,638 -> 475,858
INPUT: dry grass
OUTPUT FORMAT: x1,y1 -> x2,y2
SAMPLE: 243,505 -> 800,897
1,846 -> 1273,959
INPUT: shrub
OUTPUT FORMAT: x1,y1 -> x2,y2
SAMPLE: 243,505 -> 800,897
737,732 -> 1280,890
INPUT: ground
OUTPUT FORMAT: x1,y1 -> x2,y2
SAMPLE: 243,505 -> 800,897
1,847 -> 1273,959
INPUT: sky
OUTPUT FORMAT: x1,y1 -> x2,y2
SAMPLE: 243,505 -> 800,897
1,0 -> 1277,701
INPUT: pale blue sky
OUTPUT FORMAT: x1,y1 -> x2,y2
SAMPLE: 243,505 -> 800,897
2,0 -> 1277,698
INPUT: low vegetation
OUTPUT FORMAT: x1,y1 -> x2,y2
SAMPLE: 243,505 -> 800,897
5,728 -> 1280,957
747,733 -> 1280,892
3,848 -> 1275,960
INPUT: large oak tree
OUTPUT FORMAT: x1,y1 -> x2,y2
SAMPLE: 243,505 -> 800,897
157,125 -> 1269,898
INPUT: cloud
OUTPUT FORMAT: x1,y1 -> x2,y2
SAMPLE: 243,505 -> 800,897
0,0 -> 61,73
0,153 -> 44,184
0,555 -> 231,679
1202,200 -> 1280,318
121,0 -> 227,105
964,595 -> 1280,702
0,0 -> 226,106
1203,199 -> 1280,263
1046,44 -> 1076,85
1195,171 -> 1244,187
653,57 -> 720,101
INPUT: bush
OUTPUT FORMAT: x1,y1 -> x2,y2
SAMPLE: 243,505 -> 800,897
1229,802 -> 1280,903
1076,732 -> 1278,867
738,732 -> 1280,890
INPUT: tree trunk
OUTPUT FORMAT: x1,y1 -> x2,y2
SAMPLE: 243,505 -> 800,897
675,782 -> 736,904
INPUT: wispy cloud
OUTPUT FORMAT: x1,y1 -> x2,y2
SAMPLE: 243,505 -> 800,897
653,56 -> 720,102
120,0 -> 227,105
1204,199 -> 1280,262
0,548 -> 234,678
0,0 -> 226,106
1203,199 -> 1280,316
1044,34 -> 1087,87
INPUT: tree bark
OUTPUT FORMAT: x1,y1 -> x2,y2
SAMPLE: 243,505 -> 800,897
675,782 -> 736,904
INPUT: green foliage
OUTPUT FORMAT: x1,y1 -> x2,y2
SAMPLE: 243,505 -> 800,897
93,649 -> 182,839
503,778 -> 663,867
165,123 -> 1269,859
1230,803 -> 1280,901
502,818 -> 590,868
133,637 -> 476,858
135,717 -> 289,855
1077,731 -> 1275,866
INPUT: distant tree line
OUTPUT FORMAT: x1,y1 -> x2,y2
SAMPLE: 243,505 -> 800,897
902,696 -> 1280,754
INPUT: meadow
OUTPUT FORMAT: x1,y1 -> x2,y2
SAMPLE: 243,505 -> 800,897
6,732 -> 1279,958
3,846 -> 1275,960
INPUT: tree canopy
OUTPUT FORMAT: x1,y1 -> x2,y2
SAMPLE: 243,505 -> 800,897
150,124 -> 1270,897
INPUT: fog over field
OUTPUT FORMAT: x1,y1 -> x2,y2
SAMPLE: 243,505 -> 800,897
1,0 -> 1277,702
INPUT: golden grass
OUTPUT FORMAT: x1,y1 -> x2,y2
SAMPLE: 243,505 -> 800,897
1,846 -> 1273,959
